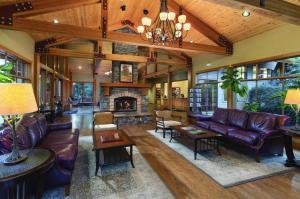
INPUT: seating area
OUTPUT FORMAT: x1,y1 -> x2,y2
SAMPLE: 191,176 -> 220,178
1,0 -> 300,198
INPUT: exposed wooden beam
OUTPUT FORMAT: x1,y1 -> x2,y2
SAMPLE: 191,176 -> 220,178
168,0 -> 233,50
106,32 -> 229,54
0,18 -> 101,40
45,48 -> 188,66
0,18 -> 229,54
101,0 -> 108,39
45,37 -> 78,48
13,0 -> 100,18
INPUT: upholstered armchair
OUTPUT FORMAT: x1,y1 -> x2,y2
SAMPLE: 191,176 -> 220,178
93,112 -> 118,132
155,110 -> 182,138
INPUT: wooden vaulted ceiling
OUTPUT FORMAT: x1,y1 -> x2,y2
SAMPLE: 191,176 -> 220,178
1,0 -> 300,56
26,0 -> 286,45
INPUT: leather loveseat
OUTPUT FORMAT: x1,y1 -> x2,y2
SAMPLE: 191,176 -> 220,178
0,113 -> 79,195
196,108 -> 290,162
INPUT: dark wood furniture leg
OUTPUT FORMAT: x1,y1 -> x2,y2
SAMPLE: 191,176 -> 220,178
95,150 -> 100,176
130,145 -> 135,168
284,134 -> 300,167
216,138 -> 221,155
194,139 -> 198,160
169,129 -> 174,142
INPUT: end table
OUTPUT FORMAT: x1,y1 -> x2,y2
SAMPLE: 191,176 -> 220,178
0,148 -> 55,199
280,127 -> 300,167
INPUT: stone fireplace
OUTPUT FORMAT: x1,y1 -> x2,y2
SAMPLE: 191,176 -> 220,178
114,96 -> 137,112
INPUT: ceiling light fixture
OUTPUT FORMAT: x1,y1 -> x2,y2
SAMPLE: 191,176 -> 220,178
137,0 -> 191,46
78,66 -> 82,70
242,10 -> 250,17
53,19 -> 59,24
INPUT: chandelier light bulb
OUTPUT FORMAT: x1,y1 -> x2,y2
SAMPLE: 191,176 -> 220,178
142,17 -> 151,26
183,23 -> 191,31
168,12 -> 176,21
175,23 -> 182,30
137,26 -> 145,33
155,28 -> 162,35
146,32 -> 153,39
175,31 -> 182,38
178,15 -> 186,23
159,12 -> 168,21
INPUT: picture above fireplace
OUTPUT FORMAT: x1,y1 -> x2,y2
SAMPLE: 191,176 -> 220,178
114,96 -> 137,112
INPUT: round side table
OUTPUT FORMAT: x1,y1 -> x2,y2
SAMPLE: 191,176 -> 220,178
0,148 -> 55,199
280,127 -> 300,167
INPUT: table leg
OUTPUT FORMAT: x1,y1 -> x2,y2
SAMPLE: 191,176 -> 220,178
95,150 -> 100,176
130,145 -> 135,168
284,134 -> 300,167
216,138 -> 221,155
194,139 -> 198,160
169,129 -> 173,142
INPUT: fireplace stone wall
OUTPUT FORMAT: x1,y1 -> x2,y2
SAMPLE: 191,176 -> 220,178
99,87 -> 148,113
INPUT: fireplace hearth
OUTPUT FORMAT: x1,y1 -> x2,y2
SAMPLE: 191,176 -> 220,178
114,96 -> 137,112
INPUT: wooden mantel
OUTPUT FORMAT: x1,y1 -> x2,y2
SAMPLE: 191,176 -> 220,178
100,83 -> 150,96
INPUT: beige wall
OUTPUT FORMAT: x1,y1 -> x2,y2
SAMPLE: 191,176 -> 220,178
0,29 -> 34,62
192,24 -> 300,84
172,80 -> 188,98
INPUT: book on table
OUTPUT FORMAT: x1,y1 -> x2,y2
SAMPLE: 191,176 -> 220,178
188,129 -> 206,135
181,126 -> 195,131
100,133 -> 122,143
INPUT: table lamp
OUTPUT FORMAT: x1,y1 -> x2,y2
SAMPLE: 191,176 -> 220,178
0,83 -> 38,165
284,89 -> 300,131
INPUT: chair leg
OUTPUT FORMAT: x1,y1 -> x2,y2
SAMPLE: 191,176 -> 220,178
64,185 -> 70,196
163,129 -> 166,138
155,126 -> 158,132
255,152 -> 261,163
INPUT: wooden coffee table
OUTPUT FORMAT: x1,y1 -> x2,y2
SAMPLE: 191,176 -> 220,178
171,125 -> 222,160
93,129 -> 135,175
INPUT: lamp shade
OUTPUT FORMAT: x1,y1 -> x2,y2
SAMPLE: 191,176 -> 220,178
0,83 -> 38,115
284,89 -> 300,105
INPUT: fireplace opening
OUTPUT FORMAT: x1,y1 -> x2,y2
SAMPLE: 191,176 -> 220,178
114,97 -> 137,112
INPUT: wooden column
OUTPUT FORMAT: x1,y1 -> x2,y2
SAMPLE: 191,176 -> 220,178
168,71 -> 172,110
50,56 -> 56,108
33,53 -> 41,105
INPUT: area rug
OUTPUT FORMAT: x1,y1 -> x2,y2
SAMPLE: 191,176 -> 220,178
147,130 -> 296,188
39,136 -> 174,199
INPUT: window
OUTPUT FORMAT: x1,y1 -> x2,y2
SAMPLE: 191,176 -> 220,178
196,69 -> 227,115
197,55 -> 300,122
0,49 -> 31,83
72,82 -> 94,99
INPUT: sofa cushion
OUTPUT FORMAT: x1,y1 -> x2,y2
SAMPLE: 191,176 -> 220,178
196,121 -> 213,129
161,120 -> 181,128
94,124 -> 117,131
247,112 -> 276,133
40,132 -> 78,146
21,116 -> 43,146
16,125 -> 32,149
209,122 -> 239,135
33,113 -> 47,137
228,129 -> 259,145
41,144 -> 77,170
212,108 -> 228,125
228,109 -> 248,129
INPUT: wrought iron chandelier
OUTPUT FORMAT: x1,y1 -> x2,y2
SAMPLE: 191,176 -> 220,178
137,0 -> 191,46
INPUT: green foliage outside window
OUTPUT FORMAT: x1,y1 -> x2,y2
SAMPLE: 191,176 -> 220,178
0,63 -> 14,83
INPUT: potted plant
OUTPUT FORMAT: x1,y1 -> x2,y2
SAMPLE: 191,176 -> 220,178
220,67 -> 249,108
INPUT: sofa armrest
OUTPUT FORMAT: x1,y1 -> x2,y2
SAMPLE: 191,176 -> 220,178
259,129 -> 281,140
47,122 -> 72,132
